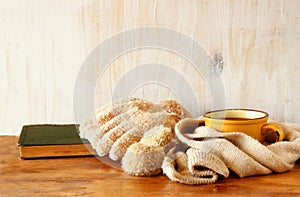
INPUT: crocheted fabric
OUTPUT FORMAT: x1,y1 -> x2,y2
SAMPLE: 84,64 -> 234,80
79,98 -> 192,176
162,118 -> 300,185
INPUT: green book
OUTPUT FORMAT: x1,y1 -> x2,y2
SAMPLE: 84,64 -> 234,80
18,124 -> 96,159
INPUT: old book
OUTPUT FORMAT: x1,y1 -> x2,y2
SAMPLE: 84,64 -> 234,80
18,124 -> 96,159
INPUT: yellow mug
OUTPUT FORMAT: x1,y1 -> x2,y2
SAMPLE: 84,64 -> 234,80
199,109 -> 284,143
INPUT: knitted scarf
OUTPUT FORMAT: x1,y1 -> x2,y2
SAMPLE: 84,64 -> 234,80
162,118 -> 300,185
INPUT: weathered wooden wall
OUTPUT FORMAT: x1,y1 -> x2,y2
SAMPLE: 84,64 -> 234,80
1,0 -> 300,135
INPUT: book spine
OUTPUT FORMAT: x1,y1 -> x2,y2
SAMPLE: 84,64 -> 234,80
18,126 -> 28,146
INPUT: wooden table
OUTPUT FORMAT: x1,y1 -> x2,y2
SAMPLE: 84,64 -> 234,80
1,136 -> 299,196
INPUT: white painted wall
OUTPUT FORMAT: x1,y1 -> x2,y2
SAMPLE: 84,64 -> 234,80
1,0 -> 300,135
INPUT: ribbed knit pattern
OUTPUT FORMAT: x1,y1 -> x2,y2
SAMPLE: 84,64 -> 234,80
162,118 -> 300,185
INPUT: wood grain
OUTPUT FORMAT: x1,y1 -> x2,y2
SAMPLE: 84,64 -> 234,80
1,136 -> 300,196
1,0 -> 300,135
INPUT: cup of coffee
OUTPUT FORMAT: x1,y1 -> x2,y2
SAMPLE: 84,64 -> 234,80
198,109 -> 284,143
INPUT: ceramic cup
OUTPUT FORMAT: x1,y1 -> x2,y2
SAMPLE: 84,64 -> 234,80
198,109 -> 284,143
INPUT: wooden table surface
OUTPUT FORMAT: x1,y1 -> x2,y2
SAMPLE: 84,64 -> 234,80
1,136 -> 300,196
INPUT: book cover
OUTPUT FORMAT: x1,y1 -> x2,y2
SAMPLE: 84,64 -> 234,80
18,124 -> 96,159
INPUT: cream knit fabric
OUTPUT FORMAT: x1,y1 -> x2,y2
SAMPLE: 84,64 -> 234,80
79,98 -> 192,176
80,99 -> 300,183
162,118 -> 300,185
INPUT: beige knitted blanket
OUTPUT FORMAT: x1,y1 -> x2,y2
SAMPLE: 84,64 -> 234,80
162,118 -> 300,185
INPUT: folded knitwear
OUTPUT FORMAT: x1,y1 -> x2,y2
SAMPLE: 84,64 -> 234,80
80,98 -> 300,183
162,118 -> 300,185
79,98 -> 192,176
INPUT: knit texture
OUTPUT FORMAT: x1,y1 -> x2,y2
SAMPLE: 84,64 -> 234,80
162,118 -> 300,185
79,98 -> 192,176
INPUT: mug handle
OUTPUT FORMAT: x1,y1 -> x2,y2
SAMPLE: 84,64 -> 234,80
261,123 -> 284,142
198,119 -> 205,126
